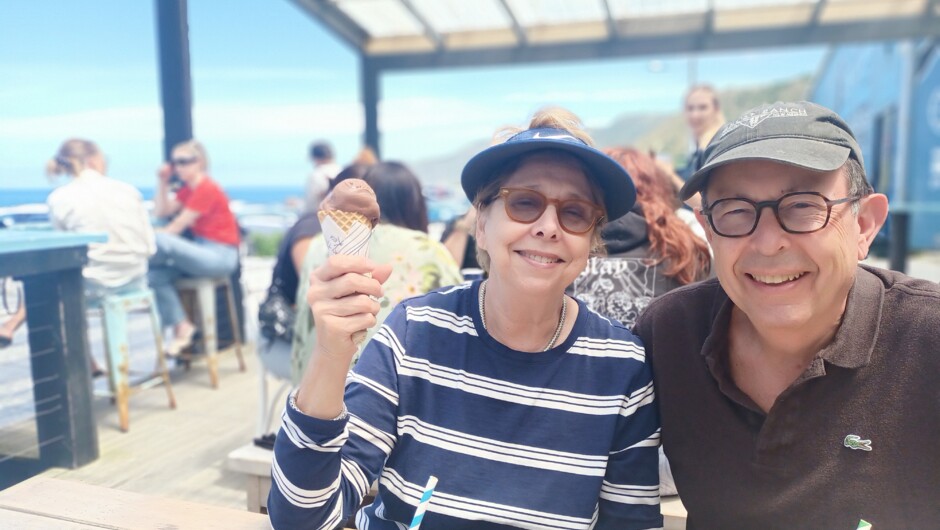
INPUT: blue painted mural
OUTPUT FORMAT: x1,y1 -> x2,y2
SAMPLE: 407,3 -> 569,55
812,42 -> 940,249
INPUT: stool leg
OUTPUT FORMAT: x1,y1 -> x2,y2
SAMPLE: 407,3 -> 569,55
94,312 -> 117,399
223,281 -> 246,372
103,300 -> 131,432
147,293 -> 176,410
195,284 -> 220,388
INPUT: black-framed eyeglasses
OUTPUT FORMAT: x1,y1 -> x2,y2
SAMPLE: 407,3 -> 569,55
700,191 -> 868,238
489,187 -> 604,235
171,156 -> 198,166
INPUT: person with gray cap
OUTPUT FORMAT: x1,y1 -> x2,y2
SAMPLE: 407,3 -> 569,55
634,101 -> 940,528
268,108 -> 662,530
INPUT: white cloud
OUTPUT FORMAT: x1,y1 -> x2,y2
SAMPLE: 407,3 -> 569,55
378,96 -> 508,132
0,106 -> 163,142
193,66 -> 338,82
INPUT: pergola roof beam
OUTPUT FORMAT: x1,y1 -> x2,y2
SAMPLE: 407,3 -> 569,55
289,0 -> 369,50
399,0 -> 442,49
368,15 -> 940,72
497,0 -> 527,45
601,0 -> 620,39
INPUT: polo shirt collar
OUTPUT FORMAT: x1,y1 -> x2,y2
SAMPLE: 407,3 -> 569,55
817,265 -> 883,369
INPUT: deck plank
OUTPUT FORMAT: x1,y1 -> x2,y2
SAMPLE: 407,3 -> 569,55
38,345 -> 266,510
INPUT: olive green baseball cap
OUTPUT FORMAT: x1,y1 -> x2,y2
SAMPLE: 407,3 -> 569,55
680,101 -> 866,201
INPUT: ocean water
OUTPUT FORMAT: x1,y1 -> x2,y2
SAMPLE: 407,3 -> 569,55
0,186 -> 304,208
0,185 -> 467,225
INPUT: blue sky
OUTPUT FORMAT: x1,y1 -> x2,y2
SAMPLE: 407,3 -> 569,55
0,1 -> 827,191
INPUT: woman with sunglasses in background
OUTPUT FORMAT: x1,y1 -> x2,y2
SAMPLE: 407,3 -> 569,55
149,139 -> 240,355
268,108 -> 662,530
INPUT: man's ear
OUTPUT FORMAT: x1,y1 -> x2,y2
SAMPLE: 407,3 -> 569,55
856,193 -> 889,260
694,208 -> 714,244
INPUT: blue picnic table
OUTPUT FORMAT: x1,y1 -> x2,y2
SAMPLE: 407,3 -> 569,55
0,230 -> 107,486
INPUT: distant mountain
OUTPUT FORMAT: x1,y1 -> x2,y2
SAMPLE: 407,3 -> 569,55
409,140 -> 490,188
408,75 -> 812,188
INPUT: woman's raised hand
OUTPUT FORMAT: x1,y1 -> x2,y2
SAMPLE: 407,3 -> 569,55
307,255 -> 393,365
157,162 -> 173,184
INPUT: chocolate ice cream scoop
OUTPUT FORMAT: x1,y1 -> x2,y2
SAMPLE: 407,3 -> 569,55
319,178 -> 380,227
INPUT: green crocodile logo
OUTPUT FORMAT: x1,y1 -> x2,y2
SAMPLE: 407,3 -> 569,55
844,434 -> 873,451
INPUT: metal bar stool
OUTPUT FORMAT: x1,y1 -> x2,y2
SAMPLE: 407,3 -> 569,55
175,276 -> 246,388
94,288 -> 177,432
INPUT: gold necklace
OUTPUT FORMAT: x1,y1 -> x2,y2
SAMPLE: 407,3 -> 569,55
478,280 -> 567,352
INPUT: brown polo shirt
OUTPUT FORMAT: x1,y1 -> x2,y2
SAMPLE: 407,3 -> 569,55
635,265 -> 940,529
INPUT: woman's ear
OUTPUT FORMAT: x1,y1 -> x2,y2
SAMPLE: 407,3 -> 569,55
474,207 -> 487,251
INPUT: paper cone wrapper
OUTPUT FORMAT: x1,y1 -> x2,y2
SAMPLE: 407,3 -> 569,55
318,210 -> 373,258
318,210 -> 374,345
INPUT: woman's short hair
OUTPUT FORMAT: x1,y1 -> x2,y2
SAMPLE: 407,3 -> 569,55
172,139 -> 210,170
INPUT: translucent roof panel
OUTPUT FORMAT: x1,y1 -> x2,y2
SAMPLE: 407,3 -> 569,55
608,0 -> 710,19
822,0 -> 927,22
714,0 -> 816,8
506,0 -> 607,26
335,0 -> 424,37
410,0 -> 511,33
295,0 -> 938,61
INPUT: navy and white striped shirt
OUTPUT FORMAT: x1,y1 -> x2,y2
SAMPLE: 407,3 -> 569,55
269,281 -> 662,530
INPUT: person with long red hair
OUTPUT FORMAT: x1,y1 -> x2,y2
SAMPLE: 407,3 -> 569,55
572,147 -> 711,330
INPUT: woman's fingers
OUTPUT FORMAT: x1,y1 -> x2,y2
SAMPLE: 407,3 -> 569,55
306,255 -> 388,358
372,263 -> 394,285
157,163 -> 173,182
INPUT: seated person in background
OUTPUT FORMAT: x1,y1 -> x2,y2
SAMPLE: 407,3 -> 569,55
290,161 -> 462,381
0,283 -> 25,349
257,164 -> 373,382
45,138 -> 157,374
269,107 -> 662,530
635,101 -> 940,528
573,147 -> 711,497
573,147 -> 711,329
149,139 -> 240,355
439,206 -> 481,274
303,140 -> 341,214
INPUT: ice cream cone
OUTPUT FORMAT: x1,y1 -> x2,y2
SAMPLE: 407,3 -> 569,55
319,211 -> 373,258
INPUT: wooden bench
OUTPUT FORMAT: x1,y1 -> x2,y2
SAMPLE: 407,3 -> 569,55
226,443 -> 688,528
226,443 -> 275,513
0,476 -> 271,529
662,495 -> 688,530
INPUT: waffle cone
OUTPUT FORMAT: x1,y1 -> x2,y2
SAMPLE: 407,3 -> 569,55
318,209 -> 373,258
318,210 -> 371,232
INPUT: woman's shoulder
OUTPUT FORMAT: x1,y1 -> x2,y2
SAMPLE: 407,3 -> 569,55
372,226 -> 461,266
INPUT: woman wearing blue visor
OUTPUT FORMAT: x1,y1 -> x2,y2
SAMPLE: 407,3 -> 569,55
269,108 -> 662,530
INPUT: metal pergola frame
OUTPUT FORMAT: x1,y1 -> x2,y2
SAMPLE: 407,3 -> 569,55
154,0 -> 940,269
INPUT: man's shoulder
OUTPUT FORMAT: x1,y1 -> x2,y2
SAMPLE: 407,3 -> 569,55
860,264 -> 940,301
97,177 -> 142,199
643,276 -> 723,318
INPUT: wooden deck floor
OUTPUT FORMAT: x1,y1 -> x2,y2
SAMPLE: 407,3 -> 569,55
39,343 -> 269,511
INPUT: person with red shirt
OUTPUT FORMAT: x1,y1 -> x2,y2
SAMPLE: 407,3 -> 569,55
149,139 -> 240,355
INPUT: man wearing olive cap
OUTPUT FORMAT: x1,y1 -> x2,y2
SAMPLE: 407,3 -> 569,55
634,101 -> 940,528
